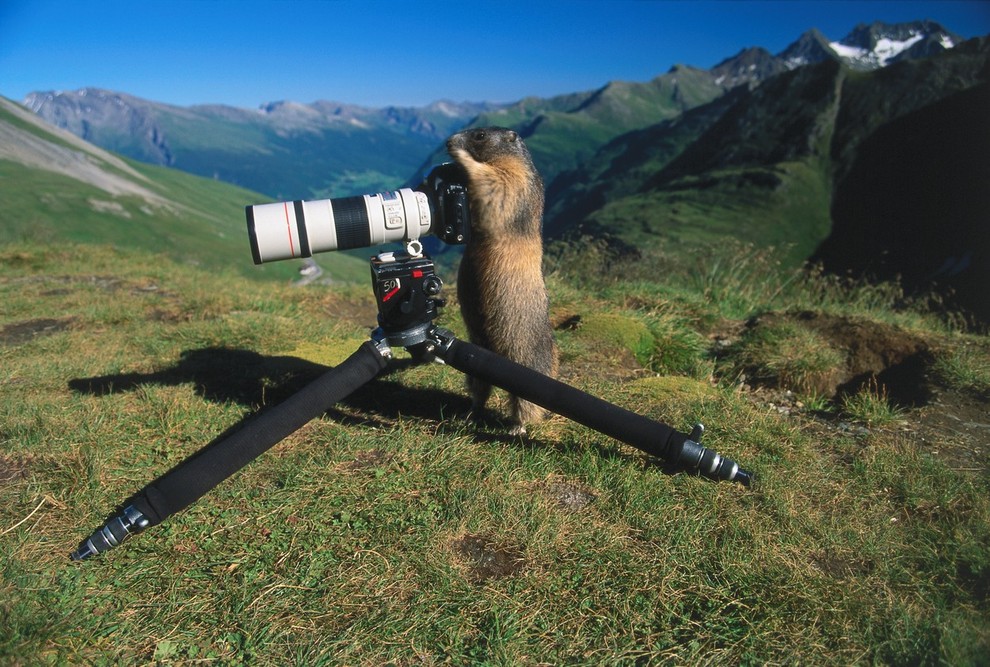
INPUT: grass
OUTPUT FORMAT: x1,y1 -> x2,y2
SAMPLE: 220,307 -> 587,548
932,341 -> 990,397
724,319 -> 846,396
841,377 -> 907,426
581,159 -> 833,272
2,240 -> 989,664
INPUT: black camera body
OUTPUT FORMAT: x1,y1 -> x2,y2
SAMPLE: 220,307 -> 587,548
246,163 -> 471,264
419,162 -> 471,246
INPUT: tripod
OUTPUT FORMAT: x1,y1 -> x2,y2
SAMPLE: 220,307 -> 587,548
71,245 -> 752,561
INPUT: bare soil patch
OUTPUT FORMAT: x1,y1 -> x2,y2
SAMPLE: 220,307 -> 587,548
451,534 -> 527,582
0,454 -> 33,485
542,478 -> 597,511
0,317 -> 75,347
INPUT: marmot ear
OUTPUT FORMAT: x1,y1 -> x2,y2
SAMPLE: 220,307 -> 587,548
507,131 -> 518,142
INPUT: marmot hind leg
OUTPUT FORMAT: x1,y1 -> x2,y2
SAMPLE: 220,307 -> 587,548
467,375 -> 541,436
508,396 -> 546,436
465,375 -> 492,418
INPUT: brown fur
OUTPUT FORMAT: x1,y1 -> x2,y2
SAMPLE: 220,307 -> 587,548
447,127 -> 559,434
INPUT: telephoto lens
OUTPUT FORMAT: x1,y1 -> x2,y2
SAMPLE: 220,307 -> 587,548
246,188 -> 433,264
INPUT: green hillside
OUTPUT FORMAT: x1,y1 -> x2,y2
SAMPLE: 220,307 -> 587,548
0,97 -> 370,284
411,66 -> 730,188
544,37 -> 990,320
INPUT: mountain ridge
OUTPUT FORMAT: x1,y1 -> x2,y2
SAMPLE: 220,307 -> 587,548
21,88 -> 500,199
22,20 -> 961,199
543,34 -> 989,321
8,20 -> 987,320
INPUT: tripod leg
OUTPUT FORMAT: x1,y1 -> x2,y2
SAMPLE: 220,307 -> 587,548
433,330 -> 752,485
71,340 -> 390,560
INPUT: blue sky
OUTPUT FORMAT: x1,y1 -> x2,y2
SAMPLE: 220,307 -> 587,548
2,1 -> 988,109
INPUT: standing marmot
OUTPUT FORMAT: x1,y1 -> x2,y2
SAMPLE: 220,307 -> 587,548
447,127 -> 559,435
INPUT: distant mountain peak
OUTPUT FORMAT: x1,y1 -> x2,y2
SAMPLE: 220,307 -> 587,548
710,47 -> 789,88
777,21 -> 961,71
778,28 -> 839,69
830,20 -> 962,69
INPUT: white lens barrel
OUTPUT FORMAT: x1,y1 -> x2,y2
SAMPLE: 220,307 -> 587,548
365,189 -> 433,246
246,188 -> 433,264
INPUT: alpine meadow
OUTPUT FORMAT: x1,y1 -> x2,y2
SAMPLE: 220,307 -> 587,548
2,20 -> 989,665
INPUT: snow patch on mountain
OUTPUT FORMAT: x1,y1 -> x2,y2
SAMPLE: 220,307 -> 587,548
830,32 -> 927,68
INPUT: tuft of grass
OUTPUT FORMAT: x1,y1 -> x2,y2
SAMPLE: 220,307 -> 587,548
841,377 -> 906,426
932,341 -> 990,396
726,320 -> 845,395
644,313 -> 711,379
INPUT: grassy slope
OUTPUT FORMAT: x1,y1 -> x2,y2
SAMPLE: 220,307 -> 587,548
413,68 -> 727,189
547,43 -> 990,280
2,241 -> 987,664
0,99 -> 371,284
583,158 -> 834,266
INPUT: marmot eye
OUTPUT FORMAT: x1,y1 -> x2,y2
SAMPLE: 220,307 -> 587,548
472,130 -> 486,141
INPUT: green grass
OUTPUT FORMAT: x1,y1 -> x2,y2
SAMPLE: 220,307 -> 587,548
931,341 -> 990,397
727,320 -> 846,395
583,159 -> 834,271
841,377 -> 907,426
2,241 -> 988,664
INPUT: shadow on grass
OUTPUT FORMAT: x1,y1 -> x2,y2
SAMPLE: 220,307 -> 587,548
68,346 -> 684,476
64,346 -> 705,559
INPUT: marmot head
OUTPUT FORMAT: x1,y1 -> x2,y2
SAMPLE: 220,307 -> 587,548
445,126 -> 543,237
446,127 -> 532,166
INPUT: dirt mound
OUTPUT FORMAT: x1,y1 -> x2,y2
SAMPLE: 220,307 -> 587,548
736,311 -> 932,405
726,310 -> 989,475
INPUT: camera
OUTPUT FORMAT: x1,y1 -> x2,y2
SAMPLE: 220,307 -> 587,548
246,163 -> 470,264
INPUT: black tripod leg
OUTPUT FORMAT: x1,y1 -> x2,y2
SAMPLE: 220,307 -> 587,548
435,333 -> 752,485
71,340 -> 390,560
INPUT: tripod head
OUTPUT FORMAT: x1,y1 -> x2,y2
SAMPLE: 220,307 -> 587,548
370,240 -> 446,357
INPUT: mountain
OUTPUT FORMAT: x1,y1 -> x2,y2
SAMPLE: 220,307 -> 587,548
813,79 -> 990,322
710,47 -> 791,88
412,21 -> 962,190
544,60 -> 844,262
410,60 -> 778,189
829,20 -> 962,69
22,89 -> 497,199
780,21 -> 961,70
20,42 -> 785,203
20,21 -> 960,203
542,35 -> 990,320
778,28 -> 839,69
0,95 -> 368,283
12,20 -> 985,317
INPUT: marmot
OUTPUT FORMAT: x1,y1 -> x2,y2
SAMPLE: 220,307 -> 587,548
446,127 -> 559,435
